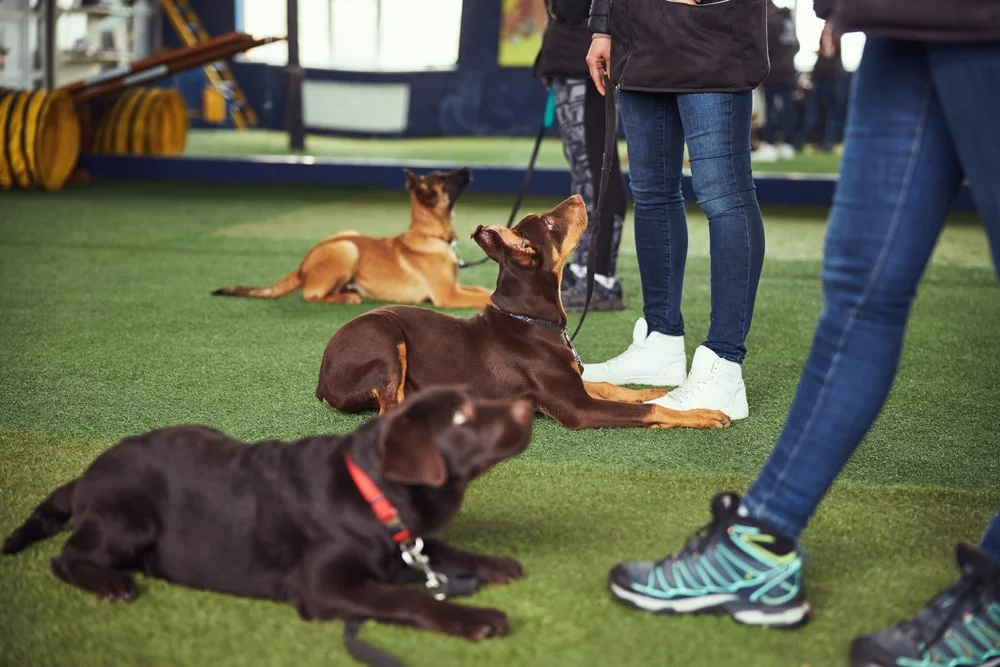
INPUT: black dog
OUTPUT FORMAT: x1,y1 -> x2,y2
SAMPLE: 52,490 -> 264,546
2,387 -> 533,641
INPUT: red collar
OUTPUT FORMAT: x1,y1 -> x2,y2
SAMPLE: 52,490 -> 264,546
344,454 -> 413,544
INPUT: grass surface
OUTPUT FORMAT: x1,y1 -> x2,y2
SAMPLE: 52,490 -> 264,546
183,129 -> 844,174
1,183 -> 997,666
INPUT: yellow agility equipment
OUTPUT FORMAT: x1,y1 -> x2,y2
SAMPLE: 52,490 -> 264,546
93,88 -> 188,157
0,88 -> 81,192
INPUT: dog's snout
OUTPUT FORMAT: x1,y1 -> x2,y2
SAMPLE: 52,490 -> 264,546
510,400 -> 533,426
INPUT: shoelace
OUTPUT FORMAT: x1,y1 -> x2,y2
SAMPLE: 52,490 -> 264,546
657,513 -> 727,568
668,374 -> 714,404
904,571 -> 998,655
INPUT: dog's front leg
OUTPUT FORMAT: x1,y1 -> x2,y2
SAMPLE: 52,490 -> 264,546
421,538 -> 523,585
298,566 -> 510,640
537,388 -> 731,430
583,381 -> 668,404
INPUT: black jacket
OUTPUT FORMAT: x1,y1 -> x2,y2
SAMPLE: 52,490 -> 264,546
766,3 -> 799,84
815,0 -> 1000,42
588,0 -> 770,93
534,0 -> 593,79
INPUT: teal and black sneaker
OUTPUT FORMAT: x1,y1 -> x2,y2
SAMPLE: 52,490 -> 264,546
608,492 -> 811,628
850,543 -> 1000,667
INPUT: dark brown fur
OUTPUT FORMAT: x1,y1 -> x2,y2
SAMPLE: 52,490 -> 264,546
2,387 -> 533,641
315,195 -> 731,431
212,167 -> 493,309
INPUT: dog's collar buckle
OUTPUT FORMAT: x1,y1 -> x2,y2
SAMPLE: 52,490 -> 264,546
400,537 -> 449,601
344,454 -> 452,600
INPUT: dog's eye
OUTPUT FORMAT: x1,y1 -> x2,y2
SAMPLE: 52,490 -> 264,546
451,410 -> 468,425
543,216 -> 554,229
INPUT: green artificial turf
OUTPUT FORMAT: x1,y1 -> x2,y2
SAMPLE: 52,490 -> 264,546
182,128 -> 844,175
1,182 -> 998,667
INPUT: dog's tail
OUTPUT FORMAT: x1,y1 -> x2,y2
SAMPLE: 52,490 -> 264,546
212,270 -> 302,299
2,479 -> 77,555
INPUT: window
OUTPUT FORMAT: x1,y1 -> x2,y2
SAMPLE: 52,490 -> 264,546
237,0 -> 463,72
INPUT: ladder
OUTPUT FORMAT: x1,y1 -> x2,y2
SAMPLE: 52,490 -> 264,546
160,0 -> 258,128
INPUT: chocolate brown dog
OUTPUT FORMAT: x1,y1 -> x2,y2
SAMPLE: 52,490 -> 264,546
315,195 -> 731,431
2,387 -> 532,641
212,167 -> 493,309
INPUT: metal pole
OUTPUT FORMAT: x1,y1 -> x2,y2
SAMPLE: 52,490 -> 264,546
43,0 -> 55,89
284,0 -> 305,151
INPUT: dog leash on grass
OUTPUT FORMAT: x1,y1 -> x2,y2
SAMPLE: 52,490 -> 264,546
456,85 -> 557,269
569,75 -> 617,342
341,454 -> 482,667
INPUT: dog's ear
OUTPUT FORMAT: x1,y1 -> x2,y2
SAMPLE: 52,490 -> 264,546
472,225 -> 538,268
403,169 -> 419,191
378,388 -> 463,488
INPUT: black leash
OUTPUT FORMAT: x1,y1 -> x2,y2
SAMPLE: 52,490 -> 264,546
343,567 -> 482,667
569,75 -> 617,342
457,86 -> 557,269
499,309 -> 584,372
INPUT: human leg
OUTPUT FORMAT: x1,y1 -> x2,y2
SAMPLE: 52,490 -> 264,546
609,37 -> 969,628
849,40 -> 1000,667
580,90 -> 688,386
647,91 -> 764,419
562,76 -> 628,311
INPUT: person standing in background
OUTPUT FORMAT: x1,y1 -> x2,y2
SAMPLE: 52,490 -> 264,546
533,0 -> 628,312
755,0 -> 801,162
581,0 -> 769,421
796,25 -> 848,153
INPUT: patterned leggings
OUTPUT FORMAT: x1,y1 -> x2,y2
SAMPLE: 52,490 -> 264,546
552,76 -> 627,277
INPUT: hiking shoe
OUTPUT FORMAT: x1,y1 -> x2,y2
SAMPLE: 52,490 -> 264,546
608,492 -> 811,628
850,543 -> 1000,667
580,318 -> 687,386
647,345 -> 750,420
562,274 -> 626,312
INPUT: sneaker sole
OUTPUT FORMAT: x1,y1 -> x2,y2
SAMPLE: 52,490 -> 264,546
608,581 -> 811,629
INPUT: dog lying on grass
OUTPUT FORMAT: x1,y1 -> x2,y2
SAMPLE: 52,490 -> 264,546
212,167 -> 493,309
315,194 -> 731,431
2,386 -> 532,641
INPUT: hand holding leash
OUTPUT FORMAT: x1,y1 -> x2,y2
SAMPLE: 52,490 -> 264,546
586,35 -> 612,96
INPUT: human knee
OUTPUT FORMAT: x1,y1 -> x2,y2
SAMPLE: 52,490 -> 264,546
821,237 -> 918,320
691,175 -> 757,221
629,174 -> 684,208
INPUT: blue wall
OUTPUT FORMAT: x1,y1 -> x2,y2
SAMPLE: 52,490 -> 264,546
162,0 -> 550,138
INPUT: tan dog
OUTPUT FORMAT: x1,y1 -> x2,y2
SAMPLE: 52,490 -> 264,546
212,167 -> 493,309
502,0 -> 549,41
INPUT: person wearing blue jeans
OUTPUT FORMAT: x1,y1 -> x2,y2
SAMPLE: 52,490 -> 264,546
581,0 -> 768,422
607,25 -> 1000,667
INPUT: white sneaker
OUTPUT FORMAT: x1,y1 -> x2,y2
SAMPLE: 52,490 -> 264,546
581,318 -> 687,387
646,345 -> 749,420
751,142 -> 779,162
777,143 -> 796,160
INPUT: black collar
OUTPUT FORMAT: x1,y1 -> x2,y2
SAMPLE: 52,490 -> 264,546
491,306 -> 584,372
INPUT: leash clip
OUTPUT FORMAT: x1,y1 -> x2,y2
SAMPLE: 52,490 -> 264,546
400,537 -> 449,601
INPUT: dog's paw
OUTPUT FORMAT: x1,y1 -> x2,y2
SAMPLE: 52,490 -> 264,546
455,607 -> 510,641
651,408 -> 731,429
689,409 -> 731,429
473,556 -> 524,585
96,572 -> 137,603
